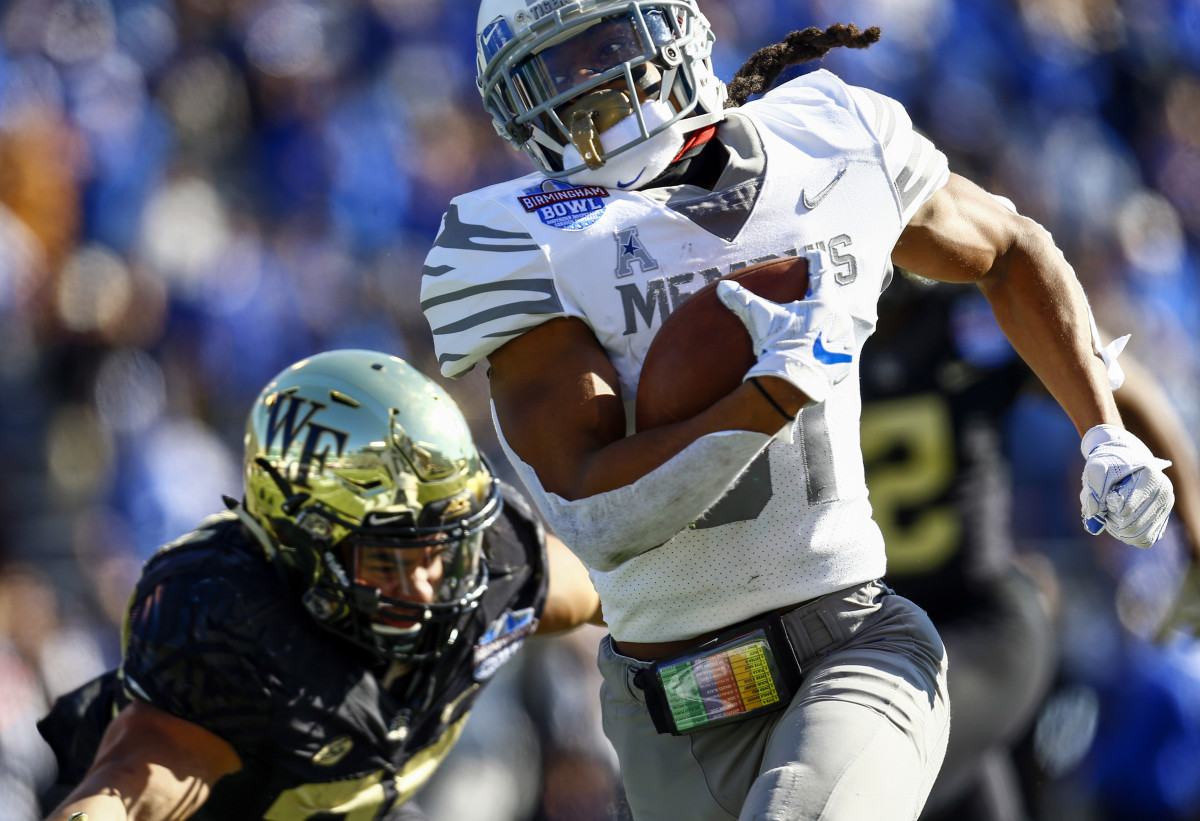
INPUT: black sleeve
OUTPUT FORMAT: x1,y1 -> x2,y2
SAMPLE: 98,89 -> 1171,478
121,568 -> 276,759
37,670 -> 126,784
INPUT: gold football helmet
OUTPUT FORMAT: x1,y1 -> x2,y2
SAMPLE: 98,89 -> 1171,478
243,349 -> 501,662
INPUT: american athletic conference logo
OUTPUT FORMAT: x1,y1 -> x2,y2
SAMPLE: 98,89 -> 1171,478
518,180 -> 608,231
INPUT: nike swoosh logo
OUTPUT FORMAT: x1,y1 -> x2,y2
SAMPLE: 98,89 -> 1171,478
813,332 -> 853,365
801,168 -> 846,210
617,167 -> 646,189
365,513 -> 409,525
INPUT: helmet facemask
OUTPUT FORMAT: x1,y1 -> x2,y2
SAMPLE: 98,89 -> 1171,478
477,0 -> 726,187
283,487 -> 500,664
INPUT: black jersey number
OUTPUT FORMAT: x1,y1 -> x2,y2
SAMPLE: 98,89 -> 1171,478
860,393 -> 960,573
264,716 -> 467,820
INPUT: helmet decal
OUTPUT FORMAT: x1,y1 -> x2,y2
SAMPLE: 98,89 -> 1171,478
260,393 -> 350,488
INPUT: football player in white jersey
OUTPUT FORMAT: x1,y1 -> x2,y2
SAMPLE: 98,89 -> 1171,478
420,3 -> 1177,819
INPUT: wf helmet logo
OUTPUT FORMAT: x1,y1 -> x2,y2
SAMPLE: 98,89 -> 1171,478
262,393 -> 350,487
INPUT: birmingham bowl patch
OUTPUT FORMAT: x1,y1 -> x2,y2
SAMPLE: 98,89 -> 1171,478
474,607 -> 538,681
519,181 -> 608,230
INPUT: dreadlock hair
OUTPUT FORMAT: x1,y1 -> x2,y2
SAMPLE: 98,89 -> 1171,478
726,24 -> 882,108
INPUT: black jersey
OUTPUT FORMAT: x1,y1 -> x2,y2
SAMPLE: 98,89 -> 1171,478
38,482 -> 548,820
861,273 -> 1033,614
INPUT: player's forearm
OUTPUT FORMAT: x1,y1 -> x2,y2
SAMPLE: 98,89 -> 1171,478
46,765 -> 213,821
490,332 -> 796,502
537,534 -> 604,633
498,420 -> 773,571
976,220 -> 1120,437
563,378 -> 800,499
46,795 -> 128,821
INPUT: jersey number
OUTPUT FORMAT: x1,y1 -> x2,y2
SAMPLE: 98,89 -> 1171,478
264,717 -> 467,820
860,394 -> 960,573
693,404 -> 840,528
265,772 -> 388,821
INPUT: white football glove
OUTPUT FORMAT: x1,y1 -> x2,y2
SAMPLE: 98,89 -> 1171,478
716,259 -> 855,406
1080,424 -> 1174,549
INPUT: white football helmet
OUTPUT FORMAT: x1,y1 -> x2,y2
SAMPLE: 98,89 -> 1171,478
476,0 -> 727,186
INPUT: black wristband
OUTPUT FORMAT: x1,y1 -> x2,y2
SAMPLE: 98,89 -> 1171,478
749,377 -> 794,423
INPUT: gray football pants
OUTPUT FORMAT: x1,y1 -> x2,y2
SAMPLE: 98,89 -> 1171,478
598,581 -> 950,821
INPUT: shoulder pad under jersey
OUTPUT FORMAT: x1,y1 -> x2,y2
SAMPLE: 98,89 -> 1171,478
754,71 -> 949,225
121,520 -> 281,756
842,79 -> 950,224
421,184 -> 565,378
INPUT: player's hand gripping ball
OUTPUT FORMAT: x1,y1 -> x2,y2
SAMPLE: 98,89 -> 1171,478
635,256 -> 811,431
717,255 -> 855,404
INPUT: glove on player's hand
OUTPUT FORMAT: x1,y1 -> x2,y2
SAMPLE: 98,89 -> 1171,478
1080,424 -> 1174,549
717,261 -> 854,406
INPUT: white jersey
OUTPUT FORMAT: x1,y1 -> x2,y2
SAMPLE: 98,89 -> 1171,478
421,71 -> 950,641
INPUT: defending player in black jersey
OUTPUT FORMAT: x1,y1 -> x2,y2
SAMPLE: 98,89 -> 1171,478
862,271 -> 1200,821
37,349 -> 602,821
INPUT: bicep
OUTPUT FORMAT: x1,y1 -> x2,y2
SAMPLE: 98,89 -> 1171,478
891,173 -> 1022,285
51,699 -> 241,821
488,317 -> 627,498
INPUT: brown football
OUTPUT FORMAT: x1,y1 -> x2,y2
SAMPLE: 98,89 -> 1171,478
635,255 -> 810,431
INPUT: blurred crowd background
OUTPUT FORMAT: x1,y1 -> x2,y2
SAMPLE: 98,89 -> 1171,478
0,0 -> 1198,819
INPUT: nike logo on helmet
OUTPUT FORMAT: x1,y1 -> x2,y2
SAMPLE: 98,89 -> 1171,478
801,168 -> 847,210
364,512 -> 410,526
813,332 -> 853,365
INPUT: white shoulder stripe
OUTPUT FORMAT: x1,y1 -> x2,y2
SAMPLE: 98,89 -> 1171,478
421,194 -> 569,377
846,83 -> 949,223
853,86 -> 897,148
424,280 -> 563,336
420,278 -> 559,311
894,134 -> 949,221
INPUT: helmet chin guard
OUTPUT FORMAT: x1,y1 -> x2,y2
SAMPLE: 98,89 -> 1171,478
476,0 -> 726,180
565,87 -> 635,169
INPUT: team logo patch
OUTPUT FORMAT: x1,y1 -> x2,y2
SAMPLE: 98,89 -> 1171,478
474,607 -> 538,681
615,226 -> 658,278
519,181 -> 608,231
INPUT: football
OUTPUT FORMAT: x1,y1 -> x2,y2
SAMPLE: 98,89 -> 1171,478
635,255 -> 811,431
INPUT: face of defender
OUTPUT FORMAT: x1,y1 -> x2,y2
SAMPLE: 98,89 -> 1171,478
346,528 -> 485,632
354,544 -> 445,611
